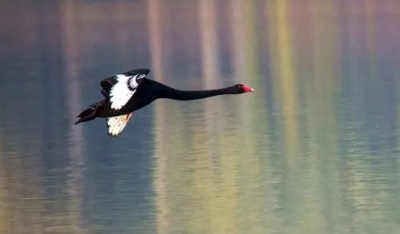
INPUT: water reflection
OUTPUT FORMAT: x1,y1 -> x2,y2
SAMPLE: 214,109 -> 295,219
62,1 -> 86,233
0,0 -> 400,234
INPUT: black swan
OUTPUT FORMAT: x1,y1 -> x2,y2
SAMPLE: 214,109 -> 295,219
75,68 -> 255,137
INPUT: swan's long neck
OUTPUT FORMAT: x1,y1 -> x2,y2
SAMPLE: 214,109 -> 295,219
159,85 -> 234,101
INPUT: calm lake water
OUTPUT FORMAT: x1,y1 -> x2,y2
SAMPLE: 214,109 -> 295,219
1,1 -> 400,234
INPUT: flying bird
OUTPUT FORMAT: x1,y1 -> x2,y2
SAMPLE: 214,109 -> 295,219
75,68 -> 255,137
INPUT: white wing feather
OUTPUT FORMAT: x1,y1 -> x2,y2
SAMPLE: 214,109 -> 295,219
109,74 -> 138,110
107,114 -> 133,137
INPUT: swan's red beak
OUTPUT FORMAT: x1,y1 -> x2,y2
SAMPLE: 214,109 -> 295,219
243,86 -> 255,93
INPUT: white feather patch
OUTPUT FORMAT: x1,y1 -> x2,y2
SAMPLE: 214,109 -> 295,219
109,74 -> 138,110
107,114 -> 133,137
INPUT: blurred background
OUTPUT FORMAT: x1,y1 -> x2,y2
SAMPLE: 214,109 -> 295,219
1,0 -> 400,234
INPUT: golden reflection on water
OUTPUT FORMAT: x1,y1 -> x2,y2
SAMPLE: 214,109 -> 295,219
0,144 -> 45,234
150,1 -> 400,234
267,0 -> 300,169
296,2 -> 340,233
0,146 -> 10,234
151,0 -> 269,233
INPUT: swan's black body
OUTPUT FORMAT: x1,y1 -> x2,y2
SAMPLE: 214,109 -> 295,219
75,68 -> 254,136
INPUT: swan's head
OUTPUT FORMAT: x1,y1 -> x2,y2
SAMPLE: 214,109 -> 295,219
236,84 -> 255,94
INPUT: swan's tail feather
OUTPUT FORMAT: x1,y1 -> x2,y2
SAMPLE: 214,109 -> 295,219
75,103 -> 99,125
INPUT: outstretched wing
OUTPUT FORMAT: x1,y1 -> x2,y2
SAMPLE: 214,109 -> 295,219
108,74 -> 137,110
100,68 -> 150,110
106,113 -> 133,137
